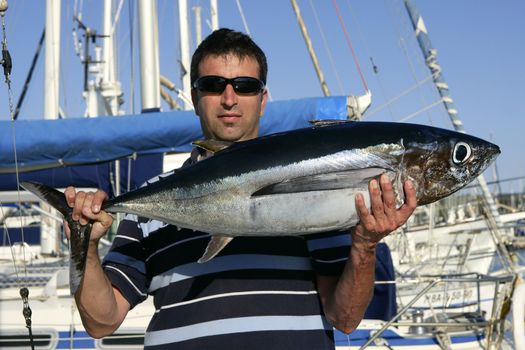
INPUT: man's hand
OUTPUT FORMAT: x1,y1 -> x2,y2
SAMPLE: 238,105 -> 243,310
63,187 -> 114,242
353,174 -> 417,247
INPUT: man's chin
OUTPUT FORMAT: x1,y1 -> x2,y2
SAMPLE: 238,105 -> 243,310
215,128 -> 243,142
215,133 -> 242,142
214,127 -> 257,142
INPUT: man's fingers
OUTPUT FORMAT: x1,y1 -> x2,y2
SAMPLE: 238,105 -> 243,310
72,191 -> 86,221
397,180 -> 417,220
369,178 -> 386,224
92,190 -> 108,213
380,175 -> 396,213
95,211 -> 114,231
64,186 -> 77,207
80,193 -> 95,225
355,192 -> 375,232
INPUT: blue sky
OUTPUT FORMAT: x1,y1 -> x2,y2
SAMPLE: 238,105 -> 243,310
0,0 -> 524,188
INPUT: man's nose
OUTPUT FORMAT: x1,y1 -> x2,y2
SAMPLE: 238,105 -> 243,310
221,83 -> 238,107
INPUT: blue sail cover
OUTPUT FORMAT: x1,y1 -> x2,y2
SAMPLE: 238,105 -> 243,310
0,96 -> 348,192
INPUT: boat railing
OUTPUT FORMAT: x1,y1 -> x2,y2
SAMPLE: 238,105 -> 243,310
360,272 -> 516,349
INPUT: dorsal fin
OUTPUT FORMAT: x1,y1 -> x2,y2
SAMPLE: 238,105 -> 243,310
308,119 -> 354,127
192,139 -> 234,153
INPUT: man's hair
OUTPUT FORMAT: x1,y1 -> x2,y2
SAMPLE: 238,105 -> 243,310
190,28 -> 268,85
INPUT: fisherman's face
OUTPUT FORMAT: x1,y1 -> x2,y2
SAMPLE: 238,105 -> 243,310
191,54 -> 268,142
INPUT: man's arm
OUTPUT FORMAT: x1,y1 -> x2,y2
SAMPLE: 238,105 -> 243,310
316,175 -> 417,334
64,188 -> 131,338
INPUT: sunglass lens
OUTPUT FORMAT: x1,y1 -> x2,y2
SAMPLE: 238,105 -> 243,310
233,78 -> 263,94
198,77 -> 226,93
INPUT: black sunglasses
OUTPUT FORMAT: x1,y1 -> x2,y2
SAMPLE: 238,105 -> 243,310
192,75 -> 265,94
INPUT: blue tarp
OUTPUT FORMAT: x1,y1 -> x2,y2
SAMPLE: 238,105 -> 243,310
0,96 -> 348,173
0,154 -> 163,195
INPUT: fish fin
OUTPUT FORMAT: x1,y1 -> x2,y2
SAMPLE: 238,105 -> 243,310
20,181 -> 72,218
68,222 -> 92,295
252,168 -> 387,196
192,139 -> 234,153
308,119 -> 355,127
198,235 -> 234,263
20,181 -> 91,295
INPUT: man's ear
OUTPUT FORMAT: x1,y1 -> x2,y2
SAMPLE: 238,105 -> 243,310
259,89 -> 268,117
191,89 -> 200,116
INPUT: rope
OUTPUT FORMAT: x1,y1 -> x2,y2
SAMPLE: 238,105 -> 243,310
308,0 -> 344,95
1,4 -> 36,348
234,0 -> 273,102
2,3 -> 28,274
111,0 -> 125,37
365,74 -> 434,119
235,0 -> 251,36
331,0 -> 369,92
13,29 -> 45,120
397,98 -> 444,123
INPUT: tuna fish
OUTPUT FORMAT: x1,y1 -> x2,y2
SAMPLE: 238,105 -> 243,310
21,121 -> 499,294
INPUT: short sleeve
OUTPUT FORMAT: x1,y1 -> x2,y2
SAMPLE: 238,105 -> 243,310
102,214 -> 150,308
304,230 -> 351,276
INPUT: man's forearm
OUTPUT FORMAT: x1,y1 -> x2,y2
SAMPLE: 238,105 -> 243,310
320,239 -> 376,334
74,241 -> 126,338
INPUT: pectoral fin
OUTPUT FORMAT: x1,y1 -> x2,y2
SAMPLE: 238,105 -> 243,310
198,235 -> 234,263
252,168 -> 387,196
192,139 -> 234,153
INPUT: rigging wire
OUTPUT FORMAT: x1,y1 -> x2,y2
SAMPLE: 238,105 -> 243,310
308,0 -> 344,95
383,0 -> 439,125
234,0 -> 272,101
235,0 -> 251,36
1,2 -> 35,349
111,0 -> 125,37
13,29 -> 45,120
365,73 -> 434,119
342,0 -> 396,120
1,1 -> 28,276
331,0 -> 368,92
397,98 -> 443,122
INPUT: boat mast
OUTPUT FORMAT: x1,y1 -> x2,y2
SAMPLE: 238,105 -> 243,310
44,0 -> 60,120
210,0 -> 219,31
178,0 -> 192,110
290,0 -> 330,97
193,5 -> 202,46
138,0 -> 160,112
403,0 -> 514,271
101,0 -> 122,116
42,0 -> 61,255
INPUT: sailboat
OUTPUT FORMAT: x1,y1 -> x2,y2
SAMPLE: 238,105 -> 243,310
1,0 -> 524,349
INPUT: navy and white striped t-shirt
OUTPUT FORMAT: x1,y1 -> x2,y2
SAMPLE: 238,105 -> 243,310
102,151 -> 351,349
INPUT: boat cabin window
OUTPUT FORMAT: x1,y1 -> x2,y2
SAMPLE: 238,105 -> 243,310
0,332 -> 54,349
98,333 -> 144,348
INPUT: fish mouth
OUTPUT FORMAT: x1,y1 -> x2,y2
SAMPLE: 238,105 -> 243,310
483,143 -> 501,168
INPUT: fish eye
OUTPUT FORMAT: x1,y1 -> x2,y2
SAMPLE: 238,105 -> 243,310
452,142 -> 472,164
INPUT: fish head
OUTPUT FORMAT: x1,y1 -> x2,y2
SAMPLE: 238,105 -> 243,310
403,129 -> 500,205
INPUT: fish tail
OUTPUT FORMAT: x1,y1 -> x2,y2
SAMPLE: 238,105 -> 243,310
20,181 -> 90,295
20,181 -> 73,218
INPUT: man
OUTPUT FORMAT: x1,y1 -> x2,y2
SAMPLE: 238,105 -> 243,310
65,28 -> 416,349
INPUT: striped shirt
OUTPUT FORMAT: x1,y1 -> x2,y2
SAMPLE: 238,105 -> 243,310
102,149 -> 351,349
